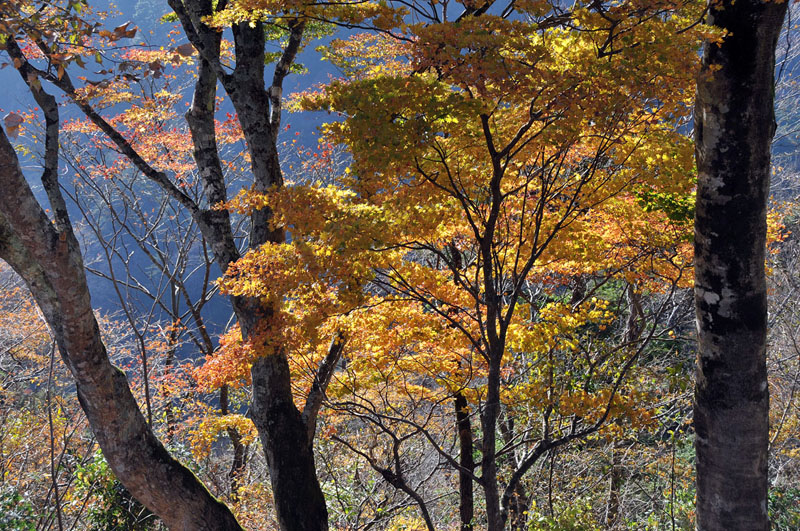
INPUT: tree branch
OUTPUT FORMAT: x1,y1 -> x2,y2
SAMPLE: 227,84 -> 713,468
302,331 -> 346,444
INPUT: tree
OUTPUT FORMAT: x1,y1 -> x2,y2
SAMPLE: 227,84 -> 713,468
693,1 -> 788,530
0,3 -> 244,525
63,102 -> 251,497
0,116 -> 243,528
214,2 -> 710,528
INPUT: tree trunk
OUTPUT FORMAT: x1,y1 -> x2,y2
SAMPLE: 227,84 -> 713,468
482,359 -> 503,531
498,411 -> 529,530
239,307 -> 329,531
606,284 -> 640,527
693,2 -> 787,530
454,392 -> 475,531
506,481 -> 531,531
220,385 -> 247,501
163,325 -> 179,444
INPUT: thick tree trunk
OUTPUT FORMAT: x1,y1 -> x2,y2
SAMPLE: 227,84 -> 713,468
222,20 -> 329,529
0,129 -> 243,531
238,307 -> 329,531
693,2 -> 787,530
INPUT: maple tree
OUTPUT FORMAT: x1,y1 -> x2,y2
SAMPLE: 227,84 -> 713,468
1,0 -> 367,525
1,0 -> 799,528
62,90 -> 254,497
208,1 -> 709,528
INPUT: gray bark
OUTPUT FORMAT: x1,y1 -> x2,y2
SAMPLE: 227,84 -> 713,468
693,2 -> 788,530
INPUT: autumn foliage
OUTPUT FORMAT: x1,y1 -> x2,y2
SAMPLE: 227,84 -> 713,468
1,0 -> 800,529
